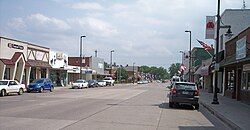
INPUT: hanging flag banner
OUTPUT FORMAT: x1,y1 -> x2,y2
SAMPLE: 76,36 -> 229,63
205,16 -> 215,39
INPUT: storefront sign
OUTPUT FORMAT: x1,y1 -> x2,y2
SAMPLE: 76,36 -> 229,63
8,43 -> 24,50
50,51 -> 68,68
85,70 -> 92,74
236,36 -> 246,60
205,16 -> 215,39
243,64 -> 250,71
56,52 -> 63,60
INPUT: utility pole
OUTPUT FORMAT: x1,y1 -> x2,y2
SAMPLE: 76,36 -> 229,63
185,30 -> 192,82
79,35 -> 86,79
95,50 -> 97,57
212,0 -> 220,104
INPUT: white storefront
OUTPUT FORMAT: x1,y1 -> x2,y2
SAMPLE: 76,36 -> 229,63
49,50 -> 68,86
0,37 -> 27,84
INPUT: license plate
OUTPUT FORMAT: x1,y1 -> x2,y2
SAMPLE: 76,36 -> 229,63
182,91 -> 189,94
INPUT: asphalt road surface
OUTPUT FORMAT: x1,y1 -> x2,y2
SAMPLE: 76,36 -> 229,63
0,83 -> 230,130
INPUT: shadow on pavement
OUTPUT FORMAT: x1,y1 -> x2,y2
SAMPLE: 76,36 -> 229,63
178,126 -> 218,130
153,102 -> 195,110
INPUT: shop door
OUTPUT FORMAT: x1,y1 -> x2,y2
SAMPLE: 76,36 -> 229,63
236,69 -> 242,100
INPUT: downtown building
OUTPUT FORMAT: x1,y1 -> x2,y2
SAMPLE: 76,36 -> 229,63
201,9 -> 250,104
67,56 -> 105,84
0,36 -> 51,87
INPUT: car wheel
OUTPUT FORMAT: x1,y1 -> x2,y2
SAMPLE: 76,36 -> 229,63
0,89 -> 6,97
39,87 -> 44,93
50,87 -> 54,92
169,102 -> 173,108
18,88 -> 24,95
194,104 -> 199,110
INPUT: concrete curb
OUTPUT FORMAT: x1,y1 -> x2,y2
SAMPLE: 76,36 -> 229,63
199,101 -> 242,130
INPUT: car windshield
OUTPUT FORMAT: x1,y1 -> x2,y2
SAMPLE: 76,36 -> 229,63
88,80 -> 93,83
172,78 -> 179,82
33,79 -> 44,84
0,81 -> 8,85
104,77 -> 111,80
75,80 -> 84,83
175,83 -> 196,90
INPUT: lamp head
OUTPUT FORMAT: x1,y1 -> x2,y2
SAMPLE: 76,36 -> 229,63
225,28 -> 233,38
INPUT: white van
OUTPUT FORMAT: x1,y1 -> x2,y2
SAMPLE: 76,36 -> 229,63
171,76 -> 181,84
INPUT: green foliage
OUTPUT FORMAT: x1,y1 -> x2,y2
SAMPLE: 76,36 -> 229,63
116,67 -> 128,80
104,62 -> 109,69
168,63 -> 181,78
140,66 -> 170,80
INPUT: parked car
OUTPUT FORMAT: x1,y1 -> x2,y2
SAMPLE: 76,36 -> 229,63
137,80 -> 149,84
88,80 -> 99,88
0,80 -> 26,97
168,82 -> 199,110
72,79 -> 88,89
103,77 -> 115,86
27,78 -> 54,93
171,76 -> 181,84
97,80 -> 107,87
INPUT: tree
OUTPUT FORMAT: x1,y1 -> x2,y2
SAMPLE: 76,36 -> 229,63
140,65 -> 170,80
116,67 -> 128,81
168,63 -> 181,78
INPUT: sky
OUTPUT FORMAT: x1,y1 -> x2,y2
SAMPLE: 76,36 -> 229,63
0,0 -> 248,69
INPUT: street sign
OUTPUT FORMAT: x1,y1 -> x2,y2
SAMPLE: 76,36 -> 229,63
205,16 -> 215,39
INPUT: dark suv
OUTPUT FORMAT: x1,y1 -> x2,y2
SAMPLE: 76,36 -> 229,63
169,82 -> 199,110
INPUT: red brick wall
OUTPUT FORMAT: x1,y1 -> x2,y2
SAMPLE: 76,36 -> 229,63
68,57 -> 90,67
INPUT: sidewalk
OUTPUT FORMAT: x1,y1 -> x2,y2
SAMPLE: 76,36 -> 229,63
199,91 -> 250,130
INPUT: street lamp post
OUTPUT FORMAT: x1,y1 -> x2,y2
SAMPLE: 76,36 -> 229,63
80,35 -> 86,79
212,0 -> 221,104
119,65 -> 122,83
133,62 -> 135,84
110,50 -> 114,77
185,30 -> 192,82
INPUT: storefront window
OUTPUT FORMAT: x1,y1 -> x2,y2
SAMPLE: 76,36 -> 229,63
247,72 -> 250,90
30,68 -> 36,83
4,68 -> 10,80
242,72 -> 247,90
227,70 -> 235,91
41,68 -> 46,78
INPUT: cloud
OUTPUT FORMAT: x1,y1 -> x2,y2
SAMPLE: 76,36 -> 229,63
27,13 -> 71,31
68,17 -> 118,37
7,18 -> 26,29
69,2 -> 104,10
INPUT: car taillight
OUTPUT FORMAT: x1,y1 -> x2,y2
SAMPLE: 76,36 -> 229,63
171,88 -> 177,94
194,90 -> 199,96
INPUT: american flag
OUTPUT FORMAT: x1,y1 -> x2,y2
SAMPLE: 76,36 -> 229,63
197,39 -> 213,51
180,64 -> 187,71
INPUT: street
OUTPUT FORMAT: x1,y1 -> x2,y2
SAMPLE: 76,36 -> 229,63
0,83 -> 230,130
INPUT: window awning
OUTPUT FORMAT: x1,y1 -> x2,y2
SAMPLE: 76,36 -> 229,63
27,60 -> 51,68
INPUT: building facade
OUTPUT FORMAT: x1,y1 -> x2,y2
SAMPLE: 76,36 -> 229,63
214,9 -> 250,96
49,50 -> 68,86
27,43 -> 51,83
0,36 -> 51,87
0,37 -> 27,84
221,27 -> 250,104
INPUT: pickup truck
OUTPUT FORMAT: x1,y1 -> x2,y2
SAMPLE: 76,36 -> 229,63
0,80 -> 26,97
103,77 -> 115,86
